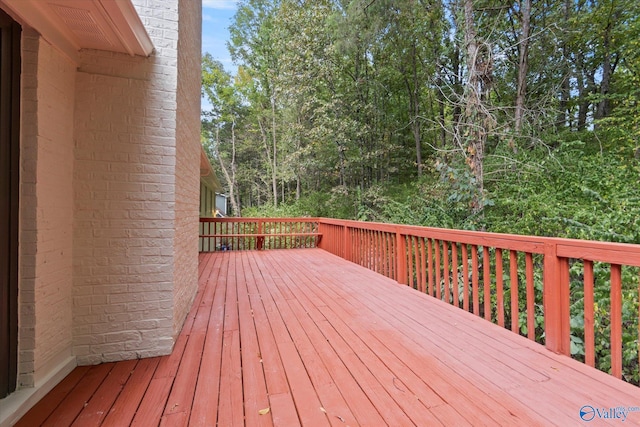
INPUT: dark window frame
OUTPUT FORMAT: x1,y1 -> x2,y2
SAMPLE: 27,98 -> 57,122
0,7 -> 20,399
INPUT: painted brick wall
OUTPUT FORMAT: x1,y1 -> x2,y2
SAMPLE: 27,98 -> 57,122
173,0 -> 202,336
72,0 -> 201,364
19,30 -> 75,387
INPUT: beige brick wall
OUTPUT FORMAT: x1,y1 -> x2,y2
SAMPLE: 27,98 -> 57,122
173,0 -> 202,337
12,0 -> 202,388
72,0 -> 201,364
3,2 -> 203,423
19,30 -> 76,388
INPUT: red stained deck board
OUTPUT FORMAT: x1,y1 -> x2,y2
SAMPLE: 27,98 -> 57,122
17,248 -> 640,426
321,252 -> 638,419
216,329 -> 244,427
161,332 -> 205,422
13,366 -> 91,427
152,333 -> 188,380
267,251 -> 430,426
287,249 -> 546,425
41,363 -> 115,426
273,252 -> 488,423
243,255 -> 302,407
279,299 -> 359,427
188,257 -> 227,426
71,359 -> 138,426
249,254 -> 330,426
236,252 -> 273,427
130,377 -> 174,427
268,392 -> 302,427
283,298 -> 380,426
101,357 -> 160,427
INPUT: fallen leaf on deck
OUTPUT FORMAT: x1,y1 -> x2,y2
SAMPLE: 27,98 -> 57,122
258,408 -> 270,415
320,407 -> 326,413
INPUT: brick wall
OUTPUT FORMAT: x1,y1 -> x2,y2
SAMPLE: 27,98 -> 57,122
72,0 -> 201,364
173,0 -> 202,337
19,30 -> 76,388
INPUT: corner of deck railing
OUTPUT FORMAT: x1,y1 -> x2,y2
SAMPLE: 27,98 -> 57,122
542,241 -> 571,356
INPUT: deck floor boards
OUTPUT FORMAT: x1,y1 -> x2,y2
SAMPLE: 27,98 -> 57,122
16,249 -> 640,426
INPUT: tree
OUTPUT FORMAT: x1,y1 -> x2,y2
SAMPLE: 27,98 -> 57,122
229,0 -> 282,207
514,0 -> 531,133
201,55 -> 243,215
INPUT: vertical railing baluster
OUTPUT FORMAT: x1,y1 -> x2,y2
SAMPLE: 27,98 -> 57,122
451,243 -> 459,307
420,238 -> 427,293
472,245 -> 479,316
483,246 -> 491,321
435,240 -> 442,300
407,236 -> 415,288
462,244 -> 469,312
443,241 -> 450,303
427,239 -> 434,296
496,249 -> 504,327
584,260 -> 595,367
510,250 -> 519,334
526,252 -> 535,341
611,264 -> 622,379
396,228 -> 407,285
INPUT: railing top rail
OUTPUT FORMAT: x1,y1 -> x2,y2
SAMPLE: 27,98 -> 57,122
200,217 -> 640,265
200,217 -> 320,223
314,217 -> 640,264
317,218 -> 547,253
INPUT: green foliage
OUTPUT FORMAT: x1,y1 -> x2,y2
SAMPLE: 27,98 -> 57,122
205,0 -> 640,384
486,143 -> 640,243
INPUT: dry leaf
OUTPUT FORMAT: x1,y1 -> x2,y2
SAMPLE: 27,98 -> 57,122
258,408 -> 270,415
320,407 -> 327,413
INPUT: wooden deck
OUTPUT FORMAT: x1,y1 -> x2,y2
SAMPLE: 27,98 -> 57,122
17,249 -> 640,426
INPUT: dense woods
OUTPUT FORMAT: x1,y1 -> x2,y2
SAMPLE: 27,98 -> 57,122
201,0 -> 640,382
201,0 -> 640,243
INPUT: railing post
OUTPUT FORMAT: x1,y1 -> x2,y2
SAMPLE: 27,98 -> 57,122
257,218 -> 264,250
396,227 -> 407,285
316,221 -> 324,250
543,241 -> 570,355
343,223 -> 351,261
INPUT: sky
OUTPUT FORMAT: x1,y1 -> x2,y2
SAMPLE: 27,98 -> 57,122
202,0 -> 239,74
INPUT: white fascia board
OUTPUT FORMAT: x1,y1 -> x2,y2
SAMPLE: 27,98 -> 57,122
97,0 -> 154,57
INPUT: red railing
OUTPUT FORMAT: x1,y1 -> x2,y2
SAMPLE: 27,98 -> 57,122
199,217 -> 321,251
201,217 -> 640,385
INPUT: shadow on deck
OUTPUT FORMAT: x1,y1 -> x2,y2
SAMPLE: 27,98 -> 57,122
16,249 -> 640,426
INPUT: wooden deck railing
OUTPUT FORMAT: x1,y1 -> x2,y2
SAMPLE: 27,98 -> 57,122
200,217 -> 640,385
199,217 -> 321,251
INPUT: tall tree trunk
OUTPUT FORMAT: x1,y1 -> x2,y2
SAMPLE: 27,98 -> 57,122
271,96 -> 278,208
408,40 -> 422,177
214,124 -> 240,216
258,116 -> 275,206
336,141 -> 347,186
595,5 -> 617,122
556,0 -> 571,129
514,0 -> 531,134
461,0 -> 493,216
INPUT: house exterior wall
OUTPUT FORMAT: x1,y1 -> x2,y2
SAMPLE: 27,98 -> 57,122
200,181 -> 216,218
73,0 -> 201,364
173,0 -> 202,336
1,1 -> 203,423
19,29 -> 76,388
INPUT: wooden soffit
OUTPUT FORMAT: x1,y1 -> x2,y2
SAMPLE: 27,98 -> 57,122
0,0 -> 153,62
